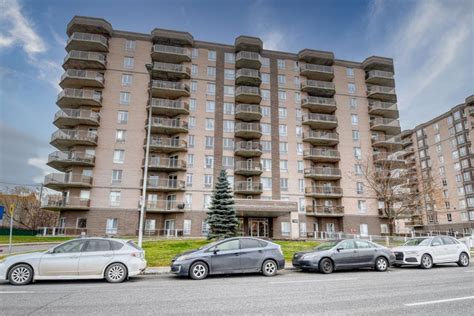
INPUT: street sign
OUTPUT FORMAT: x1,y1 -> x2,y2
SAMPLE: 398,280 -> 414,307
0,205 -> 4,220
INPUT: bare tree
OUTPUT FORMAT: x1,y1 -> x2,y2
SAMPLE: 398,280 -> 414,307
0,186 -> 58,230
354,153 -> 443,235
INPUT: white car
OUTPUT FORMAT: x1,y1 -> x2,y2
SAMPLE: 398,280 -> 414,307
0,237 -> 146,285
393,236 -> 470,269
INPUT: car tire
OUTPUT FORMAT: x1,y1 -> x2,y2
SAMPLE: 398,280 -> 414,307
8,264 -> 33,286
375,256 -> 389,272
457,252 -> 470,267
262,259 -> 278,277
319,258 -> 334,274
420,254 -> 433,269
189,261 -> 208,280
105,263 -> 128,283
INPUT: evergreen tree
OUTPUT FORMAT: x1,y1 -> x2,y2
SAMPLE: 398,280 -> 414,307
206,169 -> 239,239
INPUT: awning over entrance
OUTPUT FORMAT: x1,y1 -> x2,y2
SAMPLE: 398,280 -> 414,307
234,199 -> 297,217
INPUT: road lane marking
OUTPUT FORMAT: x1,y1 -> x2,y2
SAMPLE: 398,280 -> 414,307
0,291 -> 34,294
269,277 -> 358,284
464,270 -> 474,273
405,296 -> 474,306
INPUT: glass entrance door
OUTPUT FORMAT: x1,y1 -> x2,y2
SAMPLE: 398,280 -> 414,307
249,218 -> 269,238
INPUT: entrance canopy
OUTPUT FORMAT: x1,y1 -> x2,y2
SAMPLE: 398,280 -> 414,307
234,199 -> 297,217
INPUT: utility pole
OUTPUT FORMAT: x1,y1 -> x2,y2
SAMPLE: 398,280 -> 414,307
138,63 -> 154,248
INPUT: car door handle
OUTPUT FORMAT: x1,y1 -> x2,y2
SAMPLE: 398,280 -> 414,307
258,250 -> 263,253
234,253 -> 240,256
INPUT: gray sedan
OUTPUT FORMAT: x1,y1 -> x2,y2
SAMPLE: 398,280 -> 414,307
171,237 -> 285,279
292,239 -> 395,273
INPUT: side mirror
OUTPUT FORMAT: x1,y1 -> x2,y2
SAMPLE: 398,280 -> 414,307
213,248 -> 220,255
432,242 -> 441,247
336,247 -> 344,252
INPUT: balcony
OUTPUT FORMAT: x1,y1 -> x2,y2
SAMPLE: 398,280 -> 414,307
149,117 -> 188,134
235,68 -> 261,86
304,167 -> 341,180
301,96 -> 336,114
148,137 -> 187,153
301,80 -> 335,96
146,157 -> 187,171
235,104 -> 262,121
145,178 -> 185,192
234,141 -> 262,157
371,135 -> 403,150
149,98 -> 189,116
66,32 -> 108,52
235,122 -> 262,139
151,44 -> 191,63
50,130 -> 98,149
405,218 -> 424,227
306,205 -> 344,217
146,200 -> 185,213
367,85 -> 397,102
365,70 -> 395,86
235,51 -> 261,69
152,62 -> 191,80
234,181 -> 263,195
151,80 -> 190,98
42,196 -> 91,211
302,113 -> 337,129
63,50 -> 106,70
373,152 -> 406,169
57,88 -> 102,108
305,186 -> 343,198
303,148 -> 340,162
47,151 -> 95,171
368,101 -> 399,119
303,130 -> 339,145
44,173 -> 93,191
234,161 -> 262,176
53,109 -> 100,128
235,86 -> 261,103
300,64 -> 334,81
370,118 -> 401,134
59,70 -> 104,89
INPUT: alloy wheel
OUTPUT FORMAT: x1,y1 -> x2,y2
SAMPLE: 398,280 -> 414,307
11,266 -> 31,285
459,253 -> 469,267
263,261 -> 276,275
192,264 -> 206,279
376,257 -> 388,271
421,254 -> 432,269
106,264 -> 126,283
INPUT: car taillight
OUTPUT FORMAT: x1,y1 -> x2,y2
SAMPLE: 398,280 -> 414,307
131,252 -> 144,259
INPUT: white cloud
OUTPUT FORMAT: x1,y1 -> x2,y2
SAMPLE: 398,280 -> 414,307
261,30 -> 286,51
28,157 -> 53,183
0,0 -> 61,91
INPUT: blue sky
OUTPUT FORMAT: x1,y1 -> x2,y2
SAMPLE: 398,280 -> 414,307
0,0 -> 473,187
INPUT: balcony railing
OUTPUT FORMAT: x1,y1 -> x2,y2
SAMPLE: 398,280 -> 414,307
42,196 -> 91,210
300,64 -> 334,80
234,161 -> 262,175
146,199 -> 183,212
64,50 -> 106,69
68,32 -> 108,46
234,141 -> 262,157
305,186 -> 343,197
304,167 -> 341,179
303,130 -> 339,145
48,151 -> 95,167
152,62 -> 191,78
152,44 -> 191,62
235,104 -> 262,121
302,113 -> 337,128
303,148 -> 340,161
148,137 -> 187,152
54,109 -> 100,126
367,85 -> 397,101
51,129 -> 98,144
151,80 -> 190,98
235,51 -> 261,68
60,69 -> 104,88
235,122 -> 262,138
57,88 -> 102,107
306,205 -> 344,216
150,117 -> 188,132
371,134 -> 403,149
365,70 -> 394,85
44,173 -> 93,188
301,96 -> 336,113
235,68 -> 261,85
145,178 -> 185,190
235,86 -> 261,103
234,181 -> 263,194
147,157 -> 186,170
301,80 -> 335,96
149,98 -> 189,115
370,118 -> 401,133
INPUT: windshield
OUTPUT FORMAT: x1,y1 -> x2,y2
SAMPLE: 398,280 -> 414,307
315,241 -> 339,250
403,238 -> 431,247
199,241 -> 218,250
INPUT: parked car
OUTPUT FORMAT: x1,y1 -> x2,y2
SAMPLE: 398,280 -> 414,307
292,239 -> 395,274
0,238 -> 146,285
392,236 -> 470,269
171,237 -> 285,280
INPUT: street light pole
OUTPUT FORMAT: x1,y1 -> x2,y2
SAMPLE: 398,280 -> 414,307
138,63 -> 154,248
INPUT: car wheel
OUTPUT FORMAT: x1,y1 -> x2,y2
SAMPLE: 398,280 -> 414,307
420,254 -> 433,269
8,264 -> 33,286
319,258 -> 334,274
189,261 -> 208,280
105,263 -> 127,283
457,252 -> 470,267
375,257 -> 389,272
262,260 -> 278,277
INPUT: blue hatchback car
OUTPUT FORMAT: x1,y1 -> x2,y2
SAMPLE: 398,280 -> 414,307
171,237 -> 285,279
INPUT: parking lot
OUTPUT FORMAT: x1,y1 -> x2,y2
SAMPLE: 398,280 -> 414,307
1,264 -> 473,315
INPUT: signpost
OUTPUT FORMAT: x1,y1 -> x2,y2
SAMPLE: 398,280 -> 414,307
8,204 -> 15,254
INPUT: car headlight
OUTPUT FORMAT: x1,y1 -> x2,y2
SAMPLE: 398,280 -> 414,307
405,251 -> 419,255
302,253 -> 320,260
176,255 -> 192,261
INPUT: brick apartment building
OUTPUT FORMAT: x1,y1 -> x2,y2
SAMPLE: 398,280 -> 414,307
42,16 -> 404,239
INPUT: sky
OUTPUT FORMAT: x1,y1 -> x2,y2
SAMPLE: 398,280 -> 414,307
0,0 -> 473,187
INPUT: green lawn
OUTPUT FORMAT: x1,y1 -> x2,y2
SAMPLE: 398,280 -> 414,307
0,236 -> 74,245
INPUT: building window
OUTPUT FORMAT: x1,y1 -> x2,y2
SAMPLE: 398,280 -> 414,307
188,116 -> 196,129
261,141 -> 271,152
261,159 -> 272,172
224,85 -> 235,96
280,178 -> 288,191
222,156 -> 234,169
121,74 -> 132,86
206,101 -> 215,113
297,143 -> 303,155
191,81 -> 197,92
207,83 -> 216,95
117,111 -> 128,124
207,66 -> 216,77
191,64 -> 198,75
189,99 -> 197,112
358,200 -> 367,213
350,98 -> 357,109
187,154 -> 194,167
205,155 -> 214,168
224,69 -> 235,80
201,220 -> 210,235
224,102 -> 234,114
261,106 -> 270,117
279,107 -> 288,119
351,114 -> 359,125
348,83 -> 356,94
380,224 -> 388,234
261,123 -> 271,135
262,73 -> 270,84
223,120 -> 234,132
123,57 -> 134,69
115,130 -> 126,143
280,160 -> 288,172
277,59 -> 286,69
185,194 -> 192,209
281,222 -> 290,236
188,135 -> 195,148
204,174 -> 213,188
205,136 -> 214,149
353,147 -> 362,160
106,218 -> 118,234
205,118 -> 214,131
355,164 -> 362,175
113,150 -> 125,163
279,142 -> 288,155
223,138 -> 234,150
183,220 -> 192,235
278,90 -> 287,101
278,74 -> 286,86
192,48 -> 198,58
356,182 -> 364,194
111,170 -> 123,184
208,50 -> 216,61
186,174 -> 193,187
262,177 -> 272,190
279,124 -> 288,136
295,92 -> 301,103
346,68 -> 354,77
298,197 -> 305,212
224,52 -> 235,63
297,160 -> 304,173
261,57 -> 270,67
204,195 -> 212,209
359,224 -> 368,237
109,192 -> 121,207
447,213 -> 452,222
352,130 -> 360,141
119,92 -> 131,105
125,40 -> 136,51
261,89 -> 270,100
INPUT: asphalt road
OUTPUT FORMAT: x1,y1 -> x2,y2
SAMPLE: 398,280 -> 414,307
1,264 -> 473,315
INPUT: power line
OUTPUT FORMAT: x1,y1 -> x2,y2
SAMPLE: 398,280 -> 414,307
0,181 -> 42,187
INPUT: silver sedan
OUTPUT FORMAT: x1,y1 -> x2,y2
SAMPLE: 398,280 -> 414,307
0,237 -> 147,285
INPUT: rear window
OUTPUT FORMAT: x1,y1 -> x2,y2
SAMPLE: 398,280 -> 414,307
241,239 -> 263,249
127,240 -> 143,251
84,240 -> 111,252
110,240 -> 124,250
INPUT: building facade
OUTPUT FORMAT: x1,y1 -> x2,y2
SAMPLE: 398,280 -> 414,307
401,95 -> 474,236
42,16 -> 402,239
